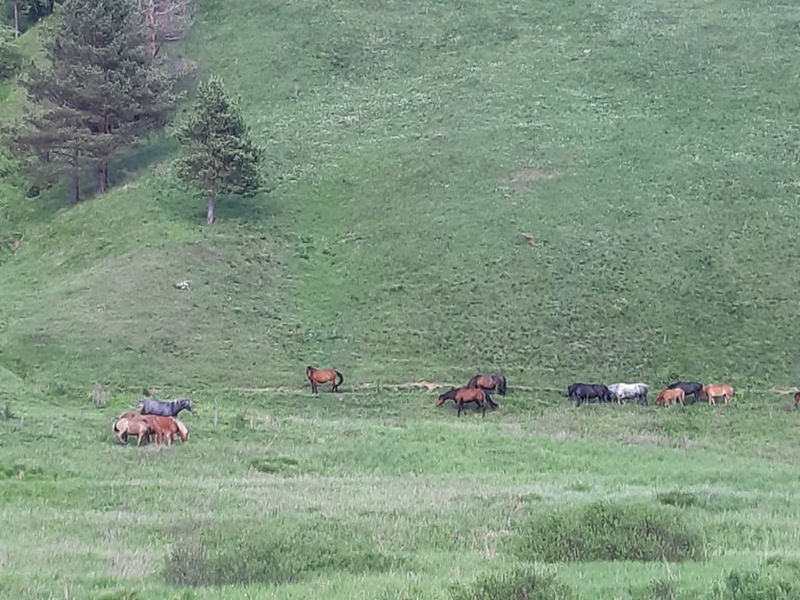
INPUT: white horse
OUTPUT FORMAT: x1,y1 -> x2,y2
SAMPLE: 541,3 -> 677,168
608,383 -> 649,405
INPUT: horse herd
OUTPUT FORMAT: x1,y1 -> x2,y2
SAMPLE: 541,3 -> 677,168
112,398 -> 196,447
110,369 -> 740,446
567,380 -> 734,408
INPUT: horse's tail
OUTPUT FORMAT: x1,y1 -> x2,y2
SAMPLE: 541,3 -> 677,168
335,370 -> 344,386
498,375 -> 507,396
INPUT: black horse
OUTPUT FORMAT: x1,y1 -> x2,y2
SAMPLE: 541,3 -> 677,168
568,383 -> 613,406
139,397 -> 196,417
667,381 -> 703,401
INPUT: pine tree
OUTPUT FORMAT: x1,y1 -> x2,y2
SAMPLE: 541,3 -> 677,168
13,0 -> 174,202
176,75 -> 262,225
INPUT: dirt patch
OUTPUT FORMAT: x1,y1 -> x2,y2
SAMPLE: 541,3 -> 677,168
502,168 -> 562,194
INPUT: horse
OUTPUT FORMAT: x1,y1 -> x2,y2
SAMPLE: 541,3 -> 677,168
467,373 -> 507,396
437,387 -> 498,417
306,366 -> 344,393
113,417 -> 152,446
667,381 -> 703,401
702,384 -> 733,405
655,388 -> 685,407
568,383 -> 613,406
608,383 -> 649,405
139,397 -> 195,418
140,415 -> 187,445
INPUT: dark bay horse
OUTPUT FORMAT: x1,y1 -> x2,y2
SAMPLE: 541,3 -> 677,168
467,373 -> 507,396
139,397 -> 196,418
568,383 -> 613,406
306,366 -> 344,393
437,387 -> 498,417
667,381 -> 703,401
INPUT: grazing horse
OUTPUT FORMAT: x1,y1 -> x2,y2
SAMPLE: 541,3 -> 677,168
608,383 -> 649,405
655,388 -> 685,407
140,415 -> 187,445
568,383 -> 613,406
702,384 -> 733,405
437,387 -> 498,417
667,381 -> 703,401
467,374 -> 507,397
306,366 -> 344,393
113,417 -> 152,446
139,397 -> 196,418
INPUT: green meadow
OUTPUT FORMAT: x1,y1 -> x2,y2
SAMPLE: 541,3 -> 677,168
2,0 -> 800,597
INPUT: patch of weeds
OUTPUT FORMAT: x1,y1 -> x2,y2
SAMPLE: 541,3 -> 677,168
711,569 -> 796,599
1,403 -> 15,421
164,518 -> 409,587
629,579 -> 683,600
91,383 -> 110,408
657,490 -> 700,508
511,501 -> 702,562
250,455 -> 305,476
565,481 -> 592,492
448,567 -> 573,600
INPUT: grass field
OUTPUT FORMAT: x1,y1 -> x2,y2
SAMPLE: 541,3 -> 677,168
2,0 -> 800,597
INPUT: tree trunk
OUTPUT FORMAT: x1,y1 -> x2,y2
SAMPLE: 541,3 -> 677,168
206,195 -> 215,225
13,2 -> 19,38
71,159 -> 80,204
96,162 -> 109,194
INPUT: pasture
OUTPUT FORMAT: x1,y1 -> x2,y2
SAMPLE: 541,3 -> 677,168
2,0 -> 800,597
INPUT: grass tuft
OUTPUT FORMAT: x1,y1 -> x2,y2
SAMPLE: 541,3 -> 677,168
164,519 -> 409,587
448,567 -> 573,600
511,502 -> 702,563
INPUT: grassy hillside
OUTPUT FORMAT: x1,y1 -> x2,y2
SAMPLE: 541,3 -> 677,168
1,0 -> 800,598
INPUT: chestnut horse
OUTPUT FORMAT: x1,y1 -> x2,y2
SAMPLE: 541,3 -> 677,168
655,388 -> 685,407
437,387 -> 497,417
467,373 -> 507,396
306,366 -> 344,393
113,417 -> 152,446
702,384 -> 733,405
115,413 -> 187,445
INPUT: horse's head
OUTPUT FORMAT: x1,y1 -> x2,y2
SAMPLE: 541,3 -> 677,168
437,388 -> 456,406
136,400 -> 145,411
183,399 -> 196,414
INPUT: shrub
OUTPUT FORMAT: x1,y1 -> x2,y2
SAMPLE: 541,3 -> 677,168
713,569 -> 796,599
449,567 -> 573,600
164,518 -> 408,587
657,490 -> 700,508
512,501 -> 703,562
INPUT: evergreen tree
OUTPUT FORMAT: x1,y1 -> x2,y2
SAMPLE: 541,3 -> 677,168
176,75 -> 262,225
12,0 -> 174,202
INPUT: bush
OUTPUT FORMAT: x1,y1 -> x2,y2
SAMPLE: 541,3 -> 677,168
657,490 -> 700,508
164,518 -> 409,587
713,569 -> 796,599
449,567 -> 573,600
512,502 -> 703,562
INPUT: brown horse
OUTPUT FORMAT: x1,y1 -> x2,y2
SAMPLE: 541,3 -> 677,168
437,387 -> 497,417
306,366 -> 344,393
113,417 -> 152,446
702,384 -> 733,405
467,373 -> 507,396
655,388 -> 685,407
115,412 -> 174,445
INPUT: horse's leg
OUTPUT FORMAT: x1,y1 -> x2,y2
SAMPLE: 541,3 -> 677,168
482,401 -> 486,418
457,402 -> 462,417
